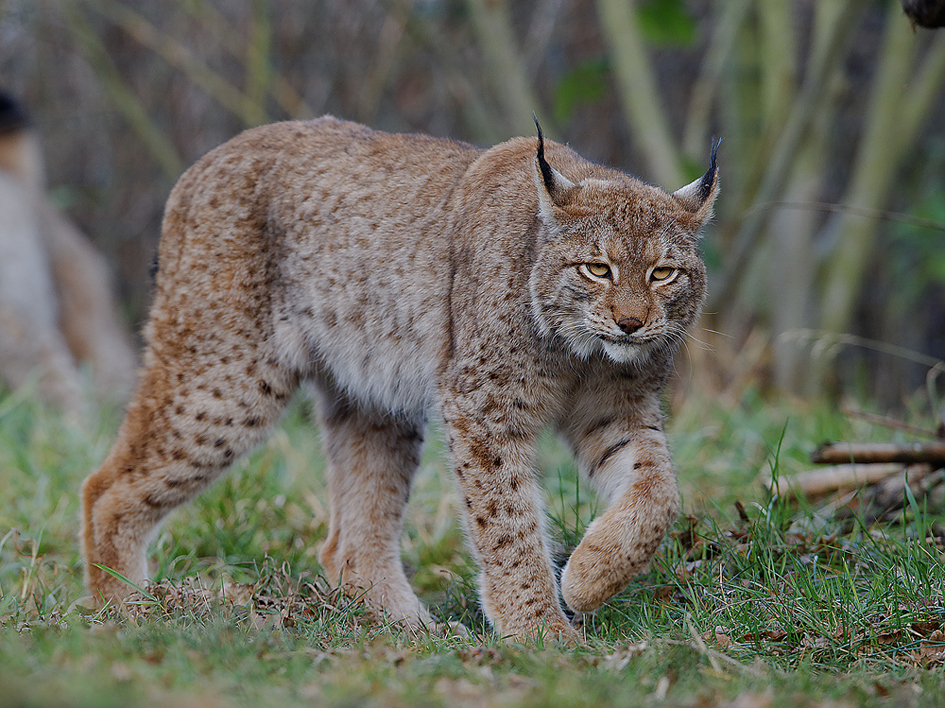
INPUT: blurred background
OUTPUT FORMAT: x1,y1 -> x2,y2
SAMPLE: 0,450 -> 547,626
0,0 -> 943,411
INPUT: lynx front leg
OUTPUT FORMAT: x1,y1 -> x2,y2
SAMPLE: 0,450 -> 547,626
442,412 -> 577,642
559,423 -> 679,613
315,393 -> 430,628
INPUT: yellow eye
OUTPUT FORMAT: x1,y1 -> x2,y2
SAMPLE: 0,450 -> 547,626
585,263 -> 612,279
650,266 -> 675,282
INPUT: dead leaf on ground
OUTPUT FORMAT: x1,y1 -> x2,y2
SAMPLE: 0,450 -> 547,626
911,629 -> 945,667
602,641 -> 650,671
704,626 -> 733,649
742,628 -> 788,643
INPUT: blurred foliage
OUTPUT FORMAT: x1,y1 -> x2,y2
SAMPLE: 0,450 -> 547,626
637,0 -> 697,46
890,190 -> 945,297
552,57 -> 609,124
1,0 -> 943,407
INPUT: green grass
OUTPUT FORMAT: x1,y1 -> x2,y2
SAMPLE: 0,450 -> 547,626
1,382 -> 943,707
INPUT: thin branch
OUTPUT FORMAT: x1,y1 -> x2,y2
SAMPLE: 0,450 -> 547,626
94,0 -> 269,128
399,9 -> 504,143
465,0 -> 549,138
176,0 -> 314,118
899,31 -> 945,155
756,0 -> 797,131
778,328 -> 945,369
841,406 -> 942,439
744,200 -> 945,232
356,0 -> 417,125
245,0 -> 272,118
59,2 -> 184,180
523,0 -> 565,76
682,0 -> 751,159
596,0 -> 683,188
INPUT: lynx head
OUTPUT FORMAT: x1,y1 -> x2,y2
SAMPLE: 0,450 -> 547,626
529,127 -> 718,366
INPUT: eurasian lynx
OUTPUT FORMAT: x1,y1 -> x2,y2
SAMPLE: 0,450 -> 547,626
82,117 -> 718,642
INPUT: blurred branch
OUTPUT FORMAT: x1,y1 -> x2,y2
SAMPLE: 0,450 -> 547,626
59,2 -> 184,180
708,0 -> 859,311
357,0 -> 415,125
899,31 -> 945,154
766,104 -> 833,392
817,6 -> 933,338
596,0 -> 683,188
841,405 -> 943,439
245,0 -> 272,118
177,1 -> 314,119
683,0 -> 751,159
93,0 -> 269,128
399,8 -> 503,143
523,0 -> 565,76
781,329 -> 945,369
465,0 -> 549,137
747,200 -> 945,232
756,0 -> 796,131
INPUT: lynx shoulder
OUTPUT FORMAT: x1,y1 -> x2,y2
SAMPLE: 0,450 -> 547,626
81,116 -> 718,642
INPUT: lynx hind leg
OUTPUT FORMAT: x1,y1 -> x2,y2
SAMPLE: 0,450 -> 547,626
559,427 -> 679,614
314,389 -> 430,628
81,350 -> 296,604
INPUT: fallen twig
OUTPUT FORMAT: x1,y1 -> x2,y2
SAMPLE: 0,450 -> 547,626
841,406 -> 943,439
811,441 -> 945,465
766,463 -> 905,499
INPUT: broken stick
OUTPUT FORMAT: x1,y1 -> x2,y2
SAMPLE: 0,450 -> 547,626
766,463 -> 906,499
811,442 -> 945,466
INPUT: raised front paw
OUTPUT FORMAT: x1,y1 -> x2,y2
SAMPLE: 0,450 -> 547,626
559,501 -> 675,613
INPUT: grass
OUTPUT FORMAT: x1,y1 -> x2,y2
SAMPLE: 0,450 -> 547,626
1,382 -> 943,707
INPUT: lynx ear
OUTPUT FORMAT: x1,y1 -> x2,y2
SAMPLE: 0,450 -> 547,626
534,119 -> 576,226
672,139 -> 720,225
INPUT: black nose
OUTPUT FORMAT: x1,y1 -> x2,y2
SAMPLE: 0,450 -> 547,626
616,317 -> 643,334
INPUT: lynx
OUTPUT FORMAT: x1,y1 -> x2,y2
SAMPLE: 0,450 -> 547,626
81,116 -> 718,642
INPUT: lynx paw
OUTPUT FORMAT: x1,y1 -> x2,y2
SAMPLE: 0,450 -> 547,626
559,512 -> 669,613
501,617 -> 581,645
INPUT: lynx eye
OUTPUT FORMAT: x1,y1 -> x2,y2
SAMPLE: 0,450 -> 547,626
584,263 -> 612,279
650,266 -> 676,282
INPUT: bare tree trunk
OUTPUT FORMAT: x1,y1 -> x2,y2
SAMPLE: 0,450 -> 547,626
816,9 -> 915,343
769,107 -> 833,393
818,10 -> 945,349
711,0 -> 859,313
683,0 -> 751,162
761,2 -> 843,393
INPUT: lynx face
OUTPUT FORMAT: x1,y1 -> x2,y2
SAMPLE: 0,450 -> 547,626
529,148 -> 713,367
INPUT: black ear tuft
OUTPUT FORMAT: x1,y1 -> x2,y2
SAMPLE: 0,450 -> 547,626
534,116 -> 556,197
698,138 -> 721,203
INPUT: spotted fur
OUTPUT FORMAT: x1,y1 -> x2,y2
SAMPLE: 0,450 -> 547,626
81,117 -> 718,642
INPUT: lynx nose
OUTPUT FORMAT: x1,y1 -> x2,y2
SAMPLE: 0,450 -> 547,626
616,316 -> 643,334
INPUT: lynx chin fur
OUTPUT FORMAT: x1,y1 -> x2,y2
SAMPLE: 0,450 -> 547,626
81,116 -> 718,642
